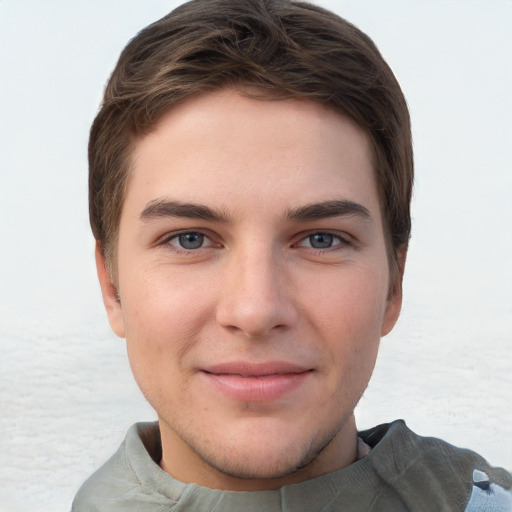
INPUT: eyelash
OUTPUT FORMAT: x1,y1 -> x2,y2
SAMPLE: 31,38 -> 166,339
160,230 -> 352,254
294,232 -> 351,251
161,230 -> 220,253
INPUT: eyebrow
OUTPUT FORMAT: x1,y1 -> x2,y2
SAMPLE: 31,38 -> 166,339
140,200 -> 230,223
286,200 -> 371,222
139,198 -> 371,224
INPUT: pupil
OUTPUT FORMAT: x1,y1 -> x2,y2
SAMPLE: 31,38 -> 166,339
310,233 -> 333,249
179,233 -> 204,249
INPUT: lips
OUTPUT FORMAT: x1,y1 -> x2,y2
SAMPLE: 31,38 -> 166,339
200,361 -> 312,402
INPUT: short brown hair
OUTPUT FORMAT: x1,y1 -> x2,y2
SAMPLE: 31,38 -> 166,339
89,0 -> 413,284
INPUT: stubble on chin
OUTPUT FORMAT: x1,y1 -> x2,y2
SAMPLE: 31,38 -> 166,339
176,413 -> 354,486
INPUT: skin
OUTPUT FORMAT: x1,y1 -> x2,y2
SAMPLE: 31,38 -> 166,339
96,88 -> 404,491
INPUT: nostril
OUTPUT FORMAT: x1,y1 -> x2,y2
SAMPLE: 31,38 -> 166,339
215,265 -> 298,337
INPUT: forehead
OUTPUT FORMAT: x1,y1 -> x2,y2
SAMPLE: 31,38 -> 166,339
125,89 -> 379,220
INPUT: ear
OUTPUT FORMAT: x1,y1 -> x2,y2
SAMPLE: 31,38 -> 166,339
381,244 -> 407,337
95,241 -> 125,338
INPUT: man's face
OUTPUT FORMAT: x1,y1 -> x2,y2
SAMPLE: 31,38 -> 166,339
98,89 -> 402,490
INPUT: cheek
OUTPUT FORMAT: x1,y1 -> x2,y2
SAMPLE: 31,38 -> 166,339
303,265 -> 388,373
308,265 -> 388,333
120,269 -> 215,380
123,264 -> 212,328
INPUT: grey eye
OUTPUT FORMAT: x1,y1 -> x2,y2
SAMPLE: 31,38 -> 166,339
308,233 -> 334,249
178,233 -> 204,249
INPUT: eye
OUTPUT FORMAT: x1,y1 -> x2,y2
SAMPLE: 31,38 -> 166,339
296,232 -> 348,249
167,232 -> 212,250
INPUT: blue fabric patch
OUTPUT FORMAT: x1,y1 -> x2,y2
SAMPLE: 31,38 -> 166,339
464,470 -> 512,512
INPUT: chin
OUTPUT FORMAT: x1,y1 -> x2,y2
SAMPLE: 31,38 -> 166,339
200,421 -> 341,483
205,447 -> 311,482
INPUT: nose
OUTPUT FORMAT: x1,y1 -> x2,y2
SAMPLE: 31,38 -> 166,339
216,247 -> 298,338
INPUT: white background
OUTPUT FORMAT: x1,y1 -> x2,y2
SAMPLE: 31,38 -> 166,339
1,1 -> 511,510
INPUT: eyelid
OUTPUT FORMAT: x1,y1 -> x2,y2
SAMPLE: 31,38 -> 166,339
294,230 -> 353,248
159,229 -> 222,250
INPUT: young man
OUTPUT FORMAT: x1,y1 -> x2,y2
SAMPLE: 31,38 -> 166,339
73,0 -> 511,510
